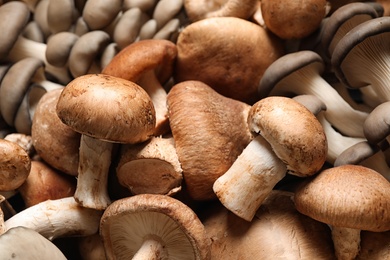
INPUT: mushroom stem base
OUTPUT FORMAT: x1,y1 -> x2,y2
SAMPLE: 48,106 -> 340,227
133,235 -> 168,260
331,226 -> 361,260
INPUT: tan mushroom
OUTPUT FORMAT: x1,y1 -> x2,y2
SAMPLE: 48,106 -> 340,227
56,74 -> 155,210
47,0 -> 77,34
45,32 -> 79,67
100,194 -> 211,260
82,0 -> 123,30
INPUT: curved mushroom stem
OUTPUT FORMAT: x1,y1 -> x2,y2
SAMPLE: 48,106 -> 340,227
213,135 -> 286,222
331,226 -> 361,260
133,235 -> 169,260
0,195 -> 6,235
75,135 -> 113,210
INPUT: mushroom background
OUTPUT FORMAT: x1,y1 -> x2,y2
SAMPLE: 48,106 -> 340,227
0,0 -> 389,259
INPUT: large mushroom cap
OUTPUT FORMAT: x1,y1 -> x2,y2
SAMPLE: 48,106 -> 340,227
100,194 -> 211,260
295,164 -> 390,232
56,74 -> 156,144
248,96 -> 327,177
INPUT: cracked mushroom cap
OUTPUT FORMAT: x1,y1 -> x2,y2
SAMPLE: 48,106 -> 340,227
56,74 -> 156,144
295,164 -> 390,232
100,194 -> 211,260
248,96 -> 327,177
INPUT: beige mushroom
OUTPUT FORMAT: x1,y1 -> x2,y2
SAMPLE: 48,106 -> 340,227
47,0 -> 77,34
45,32 -> 79,67
82,0 -> 123,30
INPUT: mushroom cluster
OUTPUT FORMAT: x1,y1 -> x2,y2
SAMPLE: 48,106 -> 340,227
0,0 -> 389,259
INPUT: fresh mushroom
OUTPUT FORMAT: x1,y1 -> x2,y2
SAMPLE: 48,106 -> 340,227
259,50 -> 368,138
47,0 -> 77,34
166,80 -> 253,201
45,31 -> 79,67
4,132 -> 35,157
56,74 -> 155,210
213,96 -> 327,221
174,16 -> 284,104
102,39 -> 177,136
100,194 -> 211,259
0,226 -> 67,259
294,164 -> 390,260
81,0 -> 122,30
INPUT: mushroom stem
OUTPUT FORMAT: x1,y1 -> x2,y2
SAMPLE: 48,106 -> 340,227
75,134 -> 113,210
331,226 -> 361,260
132,235 -> 169,260
213,135 -> 286,221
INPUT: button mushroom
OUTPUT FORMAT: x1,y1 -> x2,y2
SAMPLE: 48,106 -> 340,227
294,164 -> 390,260
56,74 -> 155,209
213,96 -> 327,221
100,194 -> 211,259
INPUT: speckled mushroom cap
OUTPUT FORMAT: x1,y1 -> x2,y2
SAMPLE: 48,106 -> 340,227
100,194 -> 211,260
56,74 -> 156,144
248,96 -> 327,177
295,164 -> 390,232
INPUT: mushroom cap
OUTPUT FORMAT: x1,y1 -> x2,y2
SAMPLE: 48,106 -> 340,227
0,1 -> 30,60
100,194 -> 211,260
331,16 -> 390,89
0,227 -> 67,260
174,16 -> 284,104
46,32 -> 79,67
82,0 -> 123,30
258,50 -> 324,98
295,164 -> 390,232
248,96 -> 327,177
56,74 -> 156,144
0,139 -> 31,191
363,101 -> 390,144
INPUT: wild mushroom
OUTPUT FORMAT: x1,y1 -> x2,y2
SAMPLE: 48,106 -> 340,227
56,74 -> 155,209
174,16 -> 284,104
166,80 -> 253,201
261,0 -> 329,40
0,139 -> 31,192
18,160 -> 76,208
0,226 -> 67,259
294,164 -> 390,260
82,0 -> 123,30
45,31 -> 79,67
200,190 -> 335,259
5,197 -> 103,240
259,50 -> 368,137
116,136 -> 183,196
102,39 -> 177,136
47,0 -> 77,34
213,96 -> 327,221
31,88 -> 81,176
332,16 -> 390,104
183,0 -> 258,22
100,194 -> 211,259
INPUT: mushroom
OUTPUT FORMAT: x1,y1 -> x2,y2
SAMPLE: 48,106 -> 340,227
47,0 -> 77,34
183,0 -> 258,22
78,233 -> 107,260
82,0 -> 123,30
213,96 -> 327,221
261,0 -> 329,40
31,88 -> 81,176
116,136 -> 183,196
174,16 -> 284,104
102,39 -> 177,136
0,138 -> 31,192
294,164 -> 390,260
200,190 -> 335,259
259,50 -> 368,138
166,80 -> 253,201
331,16 -> 390,104
56,74 -> 155,210
45,31 -> 79,67
4,132 -> 35,157
0,227 -> 67,260
99,194 -> 211,259
357,230 -> 390,260
5,197 -> 103,240
152,0 -> 183,31
18,160 -> 76,208
123,0 -> 157,13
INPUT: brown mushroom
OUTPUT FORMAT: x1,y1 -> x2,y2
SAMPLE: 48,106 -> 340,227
82,0 -> 123,30
56,74 -> 155,209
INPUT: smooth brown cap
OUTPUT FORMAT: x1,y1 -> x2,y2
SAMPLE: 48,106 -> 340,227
248,96 -> 327,177
46,32 -> 79,67
56,74 -> 156,144
295,164 -> 390,232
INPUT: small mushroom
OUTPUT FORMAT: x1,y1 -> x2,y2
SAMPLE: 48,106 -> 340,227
213,96 -> 327,221
0,227 -> 67,260
5,197 -> 103,240
82,0 -> 123,30
174,16 -> 284,104
4,133 -> 35,157
47,0 -> 77,34
294,164 -> 390,260
0,138 -> 31,192
166,80 -> 253,201
331,16 -> 390,104
116,136 -> 183,196
56,74 -> 155,209
45,31 -> 79,67
259,50 -> 368,137
100,194 -> 211,259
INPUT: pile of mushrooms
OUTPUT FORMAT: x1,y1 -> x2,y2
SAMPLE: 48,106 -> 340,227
0,0 -> 389,259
